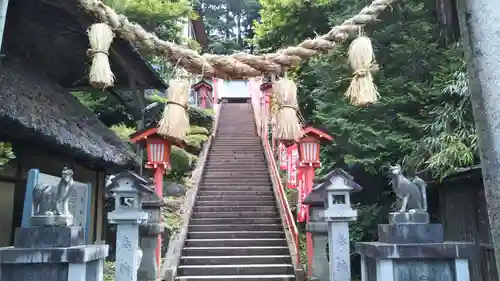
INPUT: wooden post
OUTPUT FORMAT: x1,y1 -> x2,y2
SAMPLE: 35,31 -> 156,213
457,0 -> 500,276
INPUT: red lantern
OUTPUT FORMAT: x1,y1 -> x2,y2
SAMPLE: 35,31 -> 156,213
192,80 -> 214,109
298,136 -> 321,165
145,137 -> 171,168
298,126 -> 334,168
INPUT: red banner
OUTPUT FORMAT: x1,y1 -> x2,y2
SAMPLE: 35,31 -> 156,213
286,144 -> 298,189
279,143 -> 287,170
297,169 -> 308,222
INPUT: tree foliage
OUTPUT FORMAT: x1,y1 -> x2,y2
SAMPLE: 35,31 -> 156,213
201,0 -> 260,54
255,0 -> 474,180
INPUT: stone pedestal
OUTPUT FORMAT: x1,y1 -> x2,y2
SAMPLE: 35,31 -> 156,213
138,196 -> 165,281
305,222 -> 329,281
0,226 -> 108,281
356,213 -> 476,281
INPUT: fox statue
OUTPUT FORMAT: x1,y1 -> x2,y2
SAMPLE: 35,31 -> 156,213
389,165 -> 427,213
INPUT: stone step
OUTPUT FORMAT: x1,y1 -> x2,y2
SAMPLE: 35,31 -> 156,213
191,211 -> 278,219
203,174 -> 270,179
175,274 -> 295,281
193,206 -> 276,213
203,167 -> 269,172
182,246 -> 290,256
178,264 -> 294,276
185,238 -> 287,247
187,231 -> 286,240
199,185 -> 272,189
196,196 -> 274,201
190,218 -> 280,225
180,255 -> 292,266
202,179 -> 271,185
197,190 -> 273,197
187,224 -> 282,232
195,201 -> 275,207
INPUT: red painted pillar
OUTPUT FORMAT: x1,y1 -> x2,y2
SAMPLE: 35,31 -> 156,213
304,166 -> 315,275
153,166 -> 164,270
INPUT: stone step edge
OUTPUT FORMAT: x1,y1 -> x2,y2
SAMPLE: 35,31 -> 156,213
181,255 -> 291,260
183,246 -> 288,250
188,224 -> 282,227
178,264 -> 293,269
186,238 -> 286,242
188,231 -> 284,234
191,212 -> 277,215
175,275 -> 296,279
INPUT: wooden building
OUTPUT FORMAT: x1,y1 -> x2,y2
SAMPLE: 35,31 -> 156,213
0,0 -> 167,246
429,165 -> 499,281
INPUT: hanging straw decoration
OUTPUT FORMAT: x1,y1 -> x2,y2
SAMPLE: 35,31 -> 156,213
158,79 -> 191,142
345,35 -> 379,106
275,78 -> 303,145
87,23 -> 116,88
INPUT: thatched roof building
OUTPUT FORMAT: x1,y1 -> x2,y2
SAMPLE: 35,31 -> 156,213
0,0 -> 169,169
0,57 -> 138,168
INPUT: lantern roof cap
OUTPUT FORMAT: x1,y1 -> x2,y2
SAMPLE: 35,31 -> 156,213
106,171 -> 155,195
301,125 -> 334,142
192,80 -> 213,91
304,168 -> 362,206
142,186 -> 166,207
260,82 -> 273,91
129,126 -> 185,147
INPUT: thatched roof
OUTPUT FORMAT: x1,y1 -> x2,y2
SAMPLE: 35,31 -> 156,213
0,56 -> 139,168
4,0 -> 167,91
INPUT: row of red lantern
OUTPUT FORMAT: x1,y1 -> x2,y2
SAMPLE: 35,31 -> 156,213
128,79 -> 217,274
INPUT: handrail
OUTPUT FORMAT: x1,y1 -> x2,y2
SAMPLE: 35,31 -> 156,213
161,105 -> 220,281
248,78 -> 303,279
262,136 -> 301,265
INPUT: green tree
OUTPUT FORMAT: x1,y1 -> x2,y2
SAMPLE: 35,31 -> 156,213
201,0 -> 260,54
255,0 -> 466,177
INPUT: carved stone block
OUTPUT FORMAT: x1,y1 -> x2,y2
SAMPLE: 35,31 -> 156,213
378,223 -> 444,244
389,212 -> 429,224
14,226 -> 84,248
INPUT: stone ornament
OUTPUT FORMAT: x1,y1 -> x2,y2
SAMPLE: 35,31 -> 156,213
389,164 -> 427,213
31,167 -> 75,226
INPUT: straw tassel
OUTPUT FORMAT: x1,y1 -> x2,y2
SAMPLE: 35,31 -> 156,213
87,23 -> 115,89
158,79 -> 191,142
345,35 -> 379,106
275,78 -> 303,145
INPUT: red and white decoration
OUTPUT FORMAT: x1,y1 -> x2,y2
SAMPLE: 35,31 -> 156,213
286,144 -> 299,189
297,169 -> 308,222
279,142 -> 287,170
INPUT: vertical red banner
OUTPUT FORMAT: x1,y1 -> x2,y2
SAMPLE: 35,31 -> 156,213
286,144 -> 298,189
297,169 -> 308,222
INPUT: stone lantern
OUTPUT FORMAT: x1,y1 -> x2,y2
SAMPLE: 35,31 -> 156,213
305,168 -> 362,281
107,171 -> 154,281
138,191 -> 166,281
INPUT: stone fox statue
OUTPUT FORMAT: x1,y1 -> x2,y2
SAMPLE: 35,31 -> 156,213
389,165 -> 427,213
32,167 -> 75,216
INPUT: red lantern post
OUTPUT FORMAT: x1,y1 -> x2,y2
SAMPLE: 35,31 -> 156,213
130,127 -> 178,272
298,126 -> 334,277
192,80 -> 214,109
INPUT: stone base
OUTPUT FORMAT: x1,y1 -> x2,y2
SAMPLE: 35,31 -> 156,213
356,241 -> 475,281
378,223 -> 444,244
305,222 -> 327,234
31,215 -> 73,227
355,241 -> 477,260
14,226 -> 84,248
388,211 -> 429,224
0,244 -> 108,281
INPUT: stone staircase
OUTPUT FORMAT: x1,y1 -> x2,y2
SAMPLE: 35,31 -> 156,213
176,103 -> 296,281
